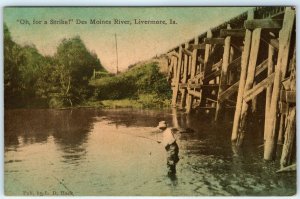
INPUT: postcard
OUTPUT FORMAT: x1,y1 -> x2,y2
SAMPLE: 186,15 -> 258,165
3,6 -> 296,196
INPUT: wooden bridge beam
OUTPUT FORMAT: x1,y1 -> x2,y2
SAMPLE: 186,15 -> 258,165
203,30 -> 212,74
180,43 -> 190,109
231,10 -> 254,143
215,24 -> 232,121
244,19 -> 283,29
280,47 -> 296,168
204,38 -> 225,45
182,48 -> 192,56
264,44 -> 275,141
189,43 -> 206,50
200,30 -> 213,107
236,27 -> 262,146
186,37 -> 199,113
243,72 -> 275,102
264,7 -> 295,160
220,29 -> 246,37
218,58 -> 268,103
171,47 -> 183,107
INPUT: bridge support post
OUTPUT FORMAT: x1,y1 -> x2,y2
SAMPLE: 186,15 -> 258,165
200,30 -> 212,107
264,44 -> 275,141
215,24 -> 231,121
236,27 -> 261,146
186,37 -> 199,113
180,43 -> 190,109
172,46 -> 183,107
231,10 -> 254,143
264,7 -> 295,160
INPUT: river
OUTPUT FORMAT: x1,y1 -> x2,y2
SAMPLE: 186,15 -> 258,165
4,108 -> 296,196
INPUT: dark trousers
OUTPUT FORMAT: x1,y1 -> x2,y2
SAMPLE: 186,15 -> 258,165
165,142 -> 179,174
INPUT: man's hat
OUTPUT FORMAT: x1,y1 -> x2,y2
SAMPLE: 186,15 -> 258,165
157,121 -> 167,129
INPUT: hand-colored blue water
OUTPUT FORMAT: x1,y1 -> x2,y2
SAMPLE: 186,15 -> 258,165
4,109 -> 296,196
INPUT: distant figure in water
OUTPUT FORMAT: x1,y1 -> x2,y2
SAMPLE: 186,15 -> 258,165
157,121 -> 179,176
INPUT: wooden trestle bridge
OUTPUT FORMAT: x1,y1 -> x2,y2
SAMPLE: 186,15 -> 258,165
164,7 -> 296,170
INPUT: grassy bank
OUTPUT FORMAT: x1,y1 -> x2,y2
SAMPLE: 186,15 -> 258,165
83,94 -> 171,109
88,62 -> 172,108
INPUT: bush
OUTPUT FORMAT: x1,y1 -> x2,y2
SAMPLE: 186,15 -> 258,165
92,62 -> 172,103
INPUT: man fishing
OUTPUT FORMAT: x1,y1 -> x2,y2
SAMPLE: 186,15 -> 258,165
157,121 -> 179,176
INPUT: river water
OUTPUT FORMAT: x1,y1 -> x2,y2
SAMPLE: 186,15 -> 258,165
4,108 -> 296,196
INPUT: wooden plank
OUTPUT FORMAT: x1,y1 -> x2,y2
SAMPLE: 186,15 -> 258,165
206,98 -> 217,103
204,38 -> 225,45
218,81 -> 239,102
171,47 -> 182,107
280,107 -> 296,168
201,84 -> 220,89
198,106 -> 216,109
244,19 -> 283,29
215,24 -> 232,121
264,7 -> 295,160
180,42 -> 190,109
280,90 -> 296,103
279,102 -> 289,114
276,163 -> 296,173
189,43 -> 205,50
219,59 -> 268,103
182,48 -> 192,56
270,39 -> 279,50
211,60 -> 222,71
255,59 -> 268,75
200,30 -> 213,107
188,90 -> 201,98
243,73 -> 275,102
261,36 -> 279,50
203,30 -> 212,74
264,44 -> 275,141
231,10 -> 254,143
179,83 -> 187,89
168,51 -> 179,58
236,28 -> 262,146
198,56 -> 205,64
203,70 -> 221,83
167,56 -> 174,80
220,29 -> 245,37
188,84 -> 201,89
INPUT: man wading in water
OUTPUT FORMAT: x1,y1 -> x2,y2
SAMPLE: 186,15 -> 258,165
156,121 -> 179,176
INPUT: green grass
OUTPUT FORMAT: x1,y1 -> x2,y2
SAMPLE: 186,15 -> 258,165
83,93 -> 171,109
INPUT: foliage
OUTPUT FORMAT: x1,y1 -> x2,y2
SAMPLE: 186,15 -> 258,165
4,24 -> 170,109
4,24 -> 106,108
92,63 -> 172,107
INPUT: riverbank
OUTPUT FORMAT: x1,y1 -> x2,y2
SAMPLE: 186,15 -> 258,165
82,94 -> 171,109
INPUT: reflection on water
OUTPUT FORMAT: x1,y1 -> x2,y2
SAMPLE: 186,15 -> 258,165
4,108 -> 296,196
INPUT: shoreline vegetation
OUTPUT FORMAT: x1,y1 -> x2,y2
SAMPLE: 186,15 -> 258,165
4,23 -> 172,110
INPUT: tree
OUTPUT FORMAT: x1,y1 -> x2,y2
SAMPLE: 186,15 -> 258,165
54,36 -> 105,106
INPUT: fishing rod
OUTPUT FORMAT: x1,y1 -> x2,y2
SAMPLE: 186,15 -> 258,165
117,130 -> 162,144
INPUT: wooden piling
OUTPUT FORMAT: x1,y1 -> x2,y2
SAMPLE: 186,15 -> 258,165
236,28 -> 261,146
264,44 -> 275,140
215,24 -> 232,121
200,30 -> 212,107
180,43 -> 190,109
264,7 -> 295,160
203,30 -> 212,75
228,47 -> 235,84
231,10 -> 254,143
172,47 -> 183,107
280,49 -> 296,168
186,37 -> 199,113
251,81 -> 257,113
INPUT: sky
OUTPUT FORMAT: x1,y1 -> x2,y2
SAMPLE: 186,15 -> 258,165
4,7 -> 252,73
